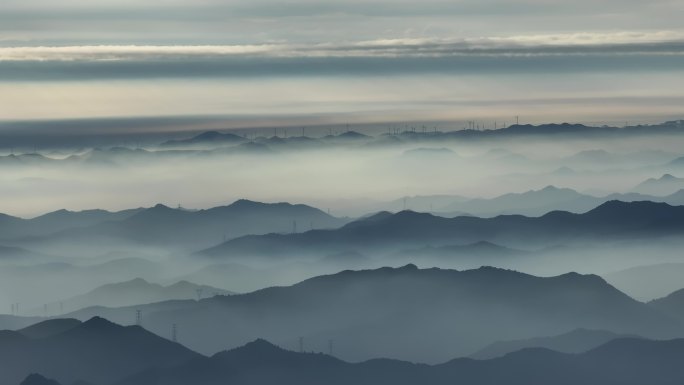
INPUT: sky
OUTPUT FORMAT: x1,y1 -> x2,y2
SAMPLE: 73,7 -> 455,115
0,0 -> 683,131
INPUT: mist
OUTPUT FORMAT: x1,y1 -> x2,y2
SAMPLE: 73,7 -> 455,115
3,0 -> 684,382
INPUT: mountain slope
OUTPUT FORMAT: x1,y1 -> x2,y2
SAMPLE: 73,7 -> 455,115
66,265 -> 682,363
28,199 -> 349,251
0,208 -> 141,241
441,185 -> 603,216
201,200 -> 684,258
470,328 -> 638,359
633,174 -> 684,195
18,319 -> 82,339
43,278 -> 234,312
604,263 -> 684,301
649,288 -> 684,322
117,337 -> 684,385
0,317 -> 201,385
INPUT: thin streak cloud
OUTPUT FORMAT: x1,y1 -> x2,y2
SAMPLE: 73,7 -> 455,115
2,32 -> 684,62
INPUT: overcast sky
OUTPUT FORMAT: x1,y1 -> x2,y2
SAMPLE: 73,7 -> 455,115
0,0 -> 683,129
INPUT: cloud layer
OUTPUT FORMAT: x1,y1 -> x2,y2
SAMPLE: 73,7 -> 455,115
0,0 -> 682,124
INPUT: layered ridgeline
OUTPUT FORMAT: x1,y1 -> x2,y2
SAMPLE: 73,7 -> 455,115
1,200 -> 348,252
62,265 -> 682,363
604,263 -> 684,301
435,185 -> 684,217
2,121 -> 683,160
0,208 -> 142,241
3,190 -> 684,256
200,200 -> 684,259
470,328 -> 638,359
25,279 -> 234,316
8,319 -> 684,385
154,121 -> 684,150
117,338 -> 684,385
632,174 -> 684,196
350,183 -> 684,218
649,288 -> 684,323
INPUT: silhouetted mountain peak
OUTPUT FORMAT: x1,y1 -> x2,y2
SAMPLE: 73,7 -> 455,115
382,210 -> 435,223
79,316 -> 122,332
161,130 -> 245,146
194,131 -> 222,140
228,199 -> 267,209
242,338 -> 282,352
20,374 -> 62,385
587,200 -> 675,217
337,130 -> 370,139
127,277 -> 150,285
216,338 -> 286,359
556,271 -> 609,287
400,263 -> 419,271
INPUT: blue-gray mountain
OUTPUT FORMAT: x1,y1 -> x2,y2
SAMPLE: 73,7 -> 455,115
0,317 -> 200,385
62,265 -> 682,363
470,328 -> 638,359
5,200 -> 348,251
13,326 -> 684,385
116,337 -> 684,385
201,200 -> 684,258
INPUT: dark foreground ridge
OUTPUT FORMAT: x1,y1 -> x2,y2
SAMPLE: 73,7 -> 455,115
11,324 -> 684,385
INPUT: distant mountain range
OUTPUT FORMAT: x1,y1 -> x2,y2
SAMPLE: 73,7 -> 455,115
4,199 -> 349,251
201,200 -> 684,259
649,288 -> 684,323
152,120 -> 684,150
0,208 -> 141,241
4,188 -> 684,253
0,245 -> 50,261
439,185 -> 599,216
0,258 -> 166,315
603,262 -> 684,301
27,279 -> 234,316
62,265 -> 682,363
402,184 -> 684,217
160,131 -> 247,147
390,241 -> 527,265
470,328 -> 638,359
2,121 -> 683,171
632,173 -> 684,196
